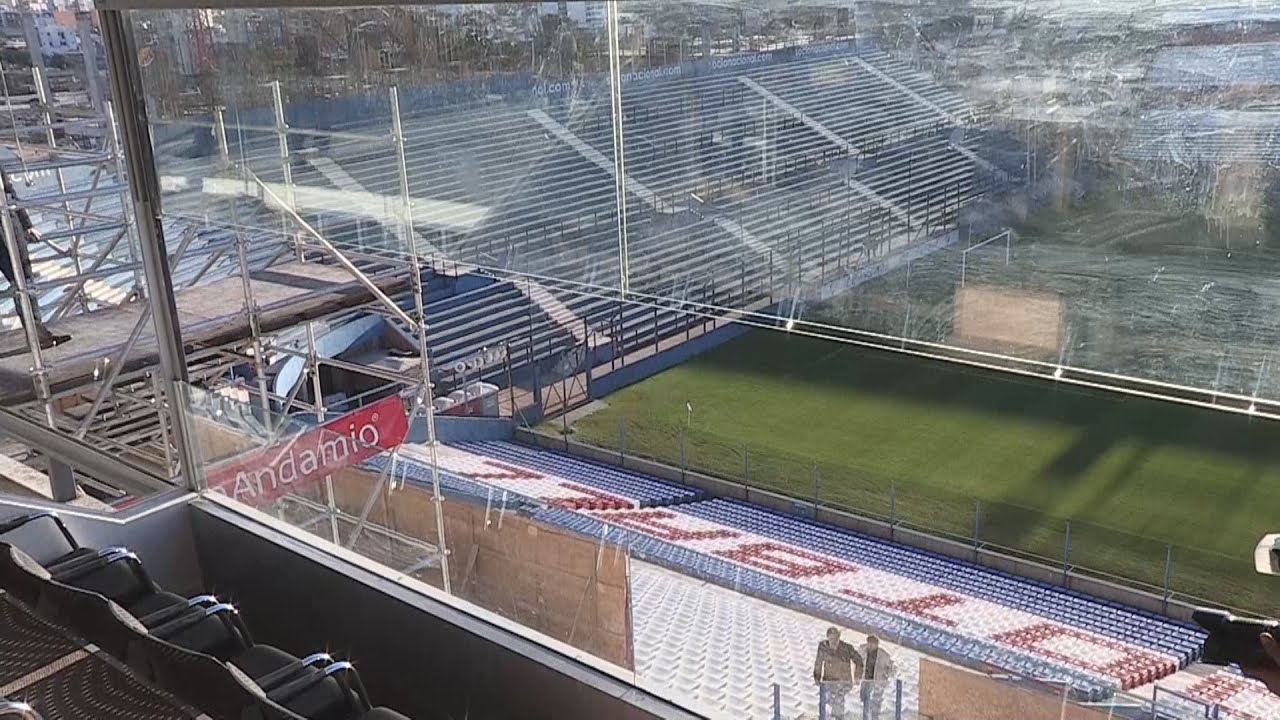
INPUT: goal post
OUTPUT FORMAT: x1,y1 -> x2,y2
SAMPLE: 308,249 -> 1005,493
960,229 -> 1012,287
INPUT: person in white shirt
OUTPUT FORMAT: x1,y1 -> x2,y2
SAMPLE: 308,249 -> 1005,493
856,635 -> 896,720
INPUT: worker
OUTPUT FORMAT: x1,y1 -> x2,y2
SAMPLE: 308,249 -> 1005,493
1,166 -> 71,349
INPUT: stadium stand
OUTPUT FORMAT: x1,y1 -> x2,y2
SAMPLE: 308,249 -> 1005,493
631,558 -> 924,719
224,47 -> 1019,411
1121,110 -> 1280,166
422,440 -> 1207,698
0,512 -> 411,720
533,503 -> 1115,701
452,440 -> 704,508
1151,666 -> 1280,720
678,499 -> 1203,666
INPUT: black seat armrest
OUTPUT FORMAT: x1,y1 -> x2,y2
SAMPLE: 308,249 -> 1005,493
150,603 -> 254,657
270,662 -> 372,714
150,603 -> 235,640
137,595 -> 218,629
51,548 -> 141,583
255,652 -> 333,692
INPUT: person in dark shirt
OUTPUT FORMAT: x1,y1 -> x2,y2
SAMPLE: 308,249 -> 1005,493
1,167 -> 70,349
814,627 -> 863,719
856,635 -> 896,720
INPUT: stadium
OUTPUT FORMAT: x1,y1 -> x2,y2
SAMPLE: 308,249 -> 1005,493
0,1 -> 1279,719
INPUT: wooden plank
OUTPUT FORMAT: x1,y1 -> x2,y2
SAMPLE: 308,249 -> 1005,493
0,261 -> 413,406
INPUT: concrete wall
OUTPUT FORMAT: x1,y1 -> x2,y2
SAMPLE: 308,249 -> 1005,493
589,321 -> 751,399
414,416 -> 514,444
318,464 -> 634,669
514,428 -> 1198,623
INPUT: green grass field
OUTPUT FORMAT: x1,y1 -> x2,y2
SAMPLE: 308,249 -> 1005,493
567,331 -> 1280,614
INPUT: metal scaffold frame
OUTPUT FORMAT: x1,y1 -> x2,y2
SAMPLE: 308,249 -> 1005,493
0,5 -> 459,580
13,6 -> 454,577
0,25 -> 158,500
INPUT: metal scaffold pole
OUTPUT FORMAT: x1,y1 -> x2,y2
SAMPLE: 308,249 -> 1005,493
268,81 -> 339,541
213,106 -> 231,170
392,86 -> 450,592
230,206 -> 273,429
0,204 -> 53,429
32,67 -> 89,314
272,81 -> 295,212
100,9 -> 203,489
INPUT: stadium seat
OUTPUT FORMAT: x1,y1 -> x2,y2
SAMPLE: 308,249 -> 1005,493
0,699 -> 39,720
531,506 -> 1119,700
0,512 -> 90,567
0,543 -> 368,720
0,512 -> 165,611
0,513 -> 225,630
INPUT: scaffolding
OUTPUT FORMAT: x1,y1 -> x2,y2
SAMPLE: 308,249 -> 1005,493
0,5 -> 453,577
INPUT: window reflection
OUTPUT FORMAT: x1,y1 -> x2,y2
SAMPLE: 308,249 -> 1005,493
136,1 -> 1280,406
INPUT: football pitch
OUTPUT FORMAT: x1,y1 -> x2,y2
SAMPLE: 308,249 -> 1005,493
568,331 -> 1280,614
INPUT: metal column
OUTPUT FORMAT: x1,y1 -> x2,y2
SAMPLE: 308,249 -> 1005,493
100,9 -> 203,489
19,15 -> 52,103
77,13 -> 105,113
392,86 -> 450,592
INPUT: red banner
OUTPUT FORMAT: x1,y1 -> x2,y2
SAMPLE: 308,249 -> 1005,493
206,394 -> 409,506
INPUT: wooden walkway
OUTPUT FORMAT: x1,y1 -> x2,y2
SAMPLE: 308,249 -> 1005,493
0,261 -> 413,406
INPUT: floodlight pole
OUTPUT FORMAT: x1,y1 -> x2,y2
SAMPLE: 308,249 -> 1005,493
100,9 -> 203,490
393,86 -> 451,593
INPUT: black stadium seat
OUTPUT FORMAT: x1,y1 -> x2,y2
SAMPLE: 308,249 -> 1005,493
0,699 -> 39,720
0,515 -> 413,719
0,512 -> 89,567
0,513 -> 163,612
0,544 -> 370,720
